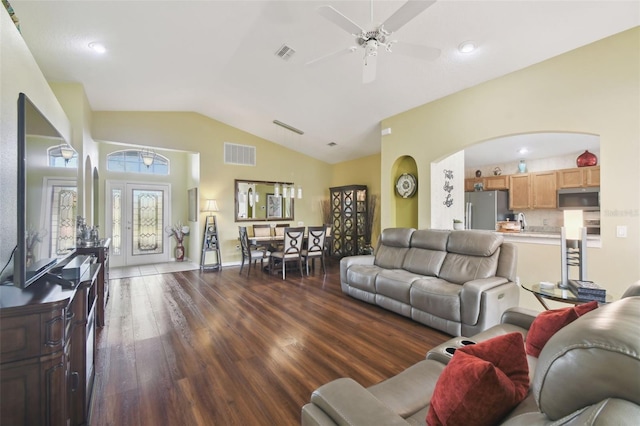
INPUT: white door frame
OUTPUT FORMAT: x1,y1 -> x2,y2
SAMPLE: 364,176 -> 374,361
105,181 -> 171,267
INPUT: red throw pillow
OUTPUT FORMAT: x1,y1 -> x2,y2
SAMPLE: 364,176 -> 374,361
525,301 -> 598,357
427,332 -> 529,426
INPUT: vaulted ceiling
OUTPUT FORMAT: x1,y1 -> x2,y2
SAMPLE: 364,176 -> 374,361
10,1 -> 639,164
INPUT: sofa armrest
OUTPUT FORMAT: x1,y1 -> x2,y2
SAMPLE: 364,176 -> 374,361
501,306 -> 539,330
308,378 -> 408,426
460,277 -> 509,323
340,255 -> 375,287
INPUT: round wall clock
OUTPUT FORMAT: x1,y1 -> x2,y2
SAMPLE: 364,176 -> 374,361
395,173 -> 417,198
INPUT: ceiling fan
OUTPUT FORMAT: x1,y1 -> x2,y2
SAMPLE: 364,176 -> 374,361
309,0 -> 440,83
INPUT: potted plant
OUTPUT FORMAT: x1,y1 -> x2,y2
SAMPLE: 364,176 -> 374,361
453,219 -> 464,230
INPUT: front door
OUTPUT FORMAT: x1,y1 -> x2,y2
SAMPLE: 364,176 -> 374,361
105,181 -> 171,267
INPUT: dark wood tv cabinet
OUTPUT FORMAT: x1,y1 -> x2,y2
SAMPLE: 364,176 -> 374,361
0,262 -> 100,426
75,238 -> 110,327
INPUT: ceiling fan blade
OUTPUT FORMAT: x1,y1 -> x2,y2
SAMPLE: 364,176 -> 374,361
391,41 -> 440,61
382,0 -> 437,34
305,46 -> 358,66
317,5 -> 365,36
363,54 -> 377,84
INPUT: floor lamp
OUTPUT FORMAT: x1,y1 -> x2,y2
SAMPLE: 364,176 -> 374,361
559,210 -> 587,288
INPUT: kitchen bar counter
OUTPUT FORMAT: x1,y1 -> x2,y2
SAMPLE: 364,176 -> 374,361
496,231 -> 601,248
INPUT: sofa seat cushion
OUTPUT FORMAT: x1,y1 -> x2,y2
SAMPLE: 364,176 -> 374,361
346,264 -> 384,293
411,278 -> 461,322
525,301 -> 598,357
376,269 -> 425,303
368,359 -> 445,418
427,332 -> 529,426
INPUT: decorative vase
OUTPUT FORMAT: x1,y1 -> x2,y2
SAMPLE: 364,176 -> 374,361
518,160 -> 527,173
175,241 -> 185,261
576,150 -> 597,167
453,222 -> 464,230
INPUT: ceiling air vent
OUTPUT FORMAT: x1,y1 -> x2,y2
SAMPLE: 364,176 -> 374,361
224,143 -> 256,166
275,44 -> 296,61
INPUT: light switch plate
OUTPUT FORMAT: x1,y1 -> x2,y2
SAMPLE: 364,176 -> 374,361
616,225 -> 627,238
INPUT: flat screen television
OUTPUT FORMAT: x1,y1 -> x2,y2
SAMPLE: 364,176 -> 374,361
14,93 -> 77,289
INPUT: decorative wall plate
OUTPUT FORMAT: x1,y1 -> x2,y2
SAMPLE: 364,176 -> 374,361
395,173 -> 417,198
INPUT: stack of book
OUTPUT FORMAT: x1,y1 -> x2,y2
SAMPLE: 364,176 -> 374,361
567,280 -> 606,302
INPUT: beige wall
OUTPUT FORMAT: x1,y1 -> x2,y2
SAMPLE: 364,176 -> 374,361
381,27 -> 640,308
91,112 -> 333,264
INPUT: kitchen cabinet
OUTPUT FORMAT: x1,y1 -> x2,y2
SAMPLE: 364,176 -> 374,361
0,263 -> 100,426
531,171 -> 557,208
484,175 -> 509,190
557,166 -> 600,188
584,166 -> 600,187
509,174 -> 531,209
465,178 -> 484,192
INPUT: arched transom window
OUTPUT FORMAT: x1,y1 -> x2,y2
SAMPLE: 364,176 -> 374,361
106,149 -> 169,175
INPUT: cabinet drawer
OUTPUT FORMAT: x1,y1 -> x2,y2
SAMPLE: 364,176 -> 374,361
0,309 -> 66,362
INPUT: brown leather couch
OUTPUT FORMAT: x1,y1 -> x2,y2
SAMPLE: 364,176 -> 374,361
340,228 -> 519,336
302,290 -> 640,425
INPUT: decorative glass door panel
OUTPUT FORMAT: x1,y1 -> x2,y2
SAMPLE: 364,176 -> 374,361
132,189 -> 164,255
106,181 -> 170,267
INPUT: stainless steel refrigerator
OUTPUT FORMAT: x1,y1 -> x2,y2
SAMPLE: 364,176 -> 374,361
464,190 -> 511,231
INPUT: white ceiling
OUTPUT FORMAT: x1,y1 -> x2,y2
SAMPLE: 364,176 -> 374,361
464,132 -> 600,168
10,1 -> 639,164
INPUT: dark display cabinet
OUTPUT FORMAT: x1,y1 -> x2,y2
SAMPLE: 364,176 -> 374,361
329,185 -> 368,257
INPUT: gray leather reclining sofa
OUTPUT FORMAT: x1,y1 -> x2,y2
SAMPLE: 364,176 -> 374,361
340,228 -> 519,336
302,287 -> 640,425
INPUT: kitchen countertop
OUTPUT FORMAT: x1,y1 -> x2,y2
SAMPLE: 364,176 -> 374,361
496,230 -> 601,248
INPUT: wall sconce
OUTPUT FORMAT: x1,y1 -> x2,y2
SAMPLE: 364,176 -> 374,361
140,148 -> 156,168
297,185 -> 303,199
59,144 -> 75,165
274,183 -> 280,197
560,210 -> 587,288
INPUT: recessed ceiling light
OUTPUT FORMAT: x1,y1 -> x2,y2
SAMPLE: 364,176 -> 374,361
518,148 -> 529,155
88,42 -> 106,54
458,41 -> 476,54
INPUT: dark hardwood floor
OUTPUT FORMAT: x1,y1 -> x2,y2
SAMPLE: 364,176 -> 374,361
90,259 -> 450,425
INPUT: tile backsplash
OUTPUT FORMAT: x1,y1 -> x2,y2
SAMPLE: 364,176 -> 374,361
510,209 -> 600,234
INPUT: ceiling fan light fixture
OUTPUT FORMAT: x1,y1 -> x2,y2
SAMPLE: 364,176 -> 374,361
458,41 -> 476,54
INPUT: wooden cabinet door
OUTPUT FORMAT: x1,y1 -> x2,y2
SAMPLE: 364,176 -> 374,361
484,175 -> 509,190
532,171 -> 557,208
584,166 -> 600,186
557,168 -> 583,188
509,174 -> 530,209
465,178 -> 483,192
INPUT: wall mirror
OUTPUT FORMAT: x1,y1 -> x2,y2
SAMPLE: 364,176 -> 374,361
235,179 -> 295,222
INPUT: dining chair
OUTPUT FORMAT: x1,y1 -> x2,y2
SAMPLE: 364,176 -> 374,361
274,223 -> 290,237
301,226 -> 326,276
269,226 -> 304,279
239,226 -> 269,276
323,223 -> 333,256
273,223 -> 290,251
252,224 -> 273,251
